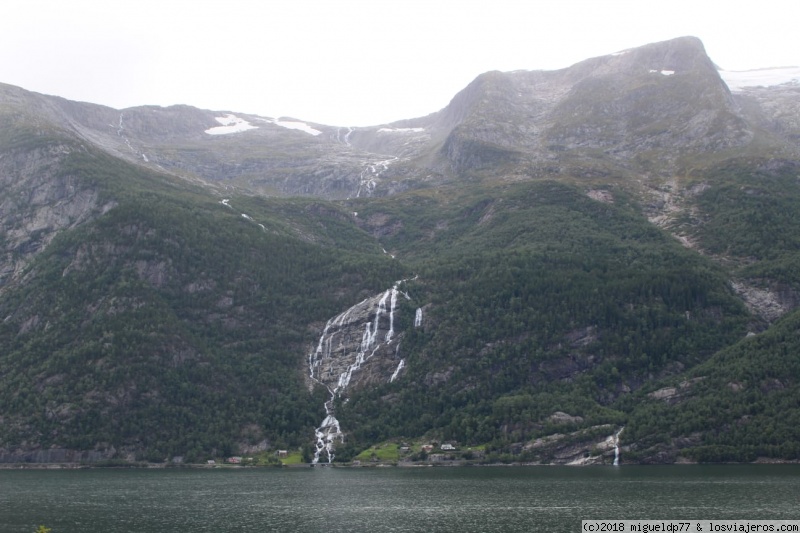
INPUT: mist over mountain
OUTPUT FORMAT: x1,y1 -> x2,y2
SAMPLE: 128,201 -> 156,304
1,36 -> 799,465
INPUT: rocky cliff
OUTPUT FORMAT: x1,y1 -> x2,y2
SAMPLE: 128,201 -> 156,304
0,140 -> 115,292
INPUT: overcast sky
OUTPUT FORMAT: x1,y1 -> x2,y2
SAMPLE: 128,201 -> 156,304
2,0 -> 797,126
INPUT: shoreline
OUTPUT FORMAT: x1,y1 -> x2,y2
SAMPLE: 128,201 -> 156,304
2,458 -> 799,470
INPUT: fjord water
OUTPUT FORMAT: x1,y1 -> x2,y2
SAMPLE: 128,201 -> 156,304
1,466 -> 798,533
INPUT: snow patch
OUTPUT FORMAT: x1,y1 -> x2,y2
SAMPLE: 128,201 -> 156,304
377,127 -> 425,133
205,114 -> 258,135
255,116 -> 322,136
720,67 -> 800,91
274,120 -> 322,136
649,69 -> 675,76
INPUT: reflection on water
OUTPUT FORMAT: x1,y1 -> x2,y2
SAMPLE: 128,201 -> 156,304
1,465 -> 798,533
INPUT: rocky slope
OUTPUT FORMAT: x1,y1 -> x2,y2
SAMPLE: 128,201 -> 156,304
5,37 -> 796,205
0,133 -> 116,292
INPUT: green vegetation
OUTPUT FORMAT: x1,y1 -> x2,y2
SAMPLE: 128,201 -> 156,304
685,158 -> 800,293
622,306 -> 800,462
334,180 -> 751,460
0,143 -> 407,462
355,443 -> 400,463
278,450 -> 305,465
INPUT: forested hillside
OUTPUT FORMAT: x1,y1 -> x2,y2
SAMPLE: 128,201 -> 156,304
0,140 -> 406,462
333,181 -> 753,462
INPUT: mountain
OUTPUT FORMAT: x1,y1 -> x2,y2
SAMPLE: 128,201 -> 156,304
1,36 -> 799,465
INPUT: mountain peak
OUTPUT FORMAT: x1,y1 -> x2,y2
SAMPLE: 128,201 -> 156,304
421,36 -> 749,177
566,36 -> 716,81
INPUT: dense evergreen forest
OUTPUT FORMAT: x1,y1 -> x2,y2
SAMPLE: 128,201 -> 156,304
333,181 -> 757,461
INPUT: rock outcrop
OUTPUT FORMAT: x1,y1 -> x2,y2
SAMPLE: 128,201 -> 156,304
523,425 -> 625,465
0,142 -> 113,292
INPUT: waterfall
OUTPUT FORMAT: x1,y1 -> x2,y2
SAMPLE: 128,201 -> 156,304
386,288 -> 398,341
308,307 -> 358,464
390,359 -> 405,382
613,427 -> 624,466
308,277 -> 419,463
307,288 -> 393,463
356,157 -> 398,198
414,307 -> 423,327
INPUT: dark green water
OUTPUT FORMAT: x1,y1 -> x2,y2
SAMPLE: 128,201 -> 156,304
1,465 -> 798,532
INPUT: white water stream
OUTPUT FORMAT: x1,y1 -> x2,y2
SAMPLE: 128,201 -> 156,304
356,157 -> 398,198
308,279 -> 414,463
390,359 -> 405,383
116,112 -> 146,160
613,427 -> 624,466
336,126 -> 354,146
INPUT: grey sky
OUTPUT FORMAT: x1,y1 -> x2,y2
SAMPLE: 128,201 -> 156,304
2,0 -> 797,126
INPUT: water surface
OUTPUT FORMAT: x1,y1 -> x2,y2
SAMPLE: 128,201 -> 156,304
1,465 -> 798,532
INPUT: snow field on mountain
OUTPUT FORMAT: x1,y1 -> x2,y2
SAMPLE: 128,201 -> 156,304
720,67 -> 800,91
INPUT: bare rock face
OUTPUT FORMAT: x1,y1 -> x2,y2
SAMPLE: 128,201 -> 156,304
730,280 -> 799,323
308,285 -> 407,395
549,411 -> 585,424
0,143 -> 113,292
523,425 -> 625,465
426,36 -> 752,177
4,36 -> 796,202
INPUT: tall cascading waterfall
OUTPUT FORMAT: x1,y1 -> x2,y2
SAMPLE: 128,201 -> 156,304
307,279 -> 413,463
